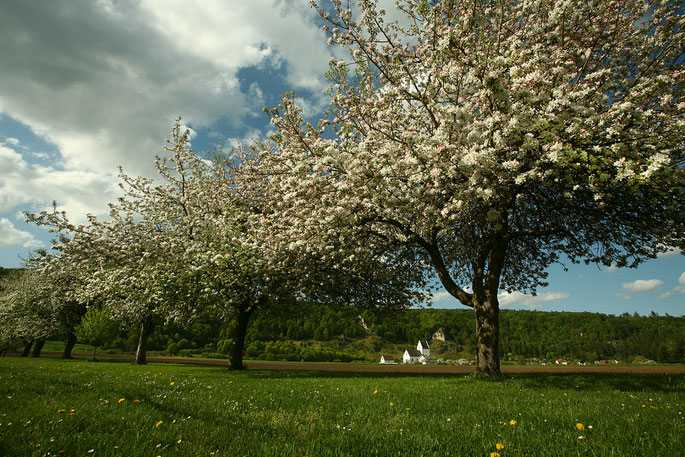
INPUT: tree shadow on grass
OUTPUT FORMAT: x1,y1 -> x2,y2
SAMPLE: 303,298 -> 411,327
43,357 -> 685,393
231,369 -> 685,394
508,372 -> 685,393
237,369 -> 473,380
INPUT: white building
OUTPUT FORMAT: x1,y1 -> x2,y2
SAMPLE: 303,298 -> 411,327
403,349 -> 422,363
417,340 -> 430,357
403,340 -> 433,363
380,355 -> 396,364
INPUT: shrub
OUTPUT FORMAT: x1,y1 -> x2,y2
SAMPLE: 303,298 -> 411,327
200,352 -> 227,359
166,342 -> 180,355
217,339 -> 233,355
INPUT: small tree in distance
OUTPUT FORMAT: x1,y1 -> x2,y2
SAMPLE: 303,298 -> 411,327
74,307 -> 119,360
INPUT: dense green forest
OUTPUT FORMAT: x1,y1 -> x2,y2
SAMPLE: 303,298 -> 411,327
2,264 -> 683,363
98,303 -> 684,364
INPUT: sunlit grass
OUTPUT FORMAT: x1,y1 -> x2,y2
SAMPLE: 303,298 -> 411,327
0,358 -> 682,456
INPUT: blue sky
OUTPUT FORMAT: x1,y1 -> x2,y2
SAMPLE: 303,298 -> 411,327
0,0 -> 682,316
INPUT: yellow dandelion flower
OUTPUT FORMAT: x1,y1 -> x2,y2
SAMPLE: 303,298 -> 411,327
373,389 -> 378,394
641,405 -> 646,408
576,423 -> 585,431
133,399 -> 140,403
405,408 -> 411,411
540,394 -> 545,397
496,443 -> 504,450
490,453 -> 501,457
155,420 -> 163,427
564,393 -> 568,396
177,439 -> 182,444
509,420 -> 517,426
57,409 -> 65,413
389,402 -> 394,406
170,382 -> 175,386
118,398 -> 125,403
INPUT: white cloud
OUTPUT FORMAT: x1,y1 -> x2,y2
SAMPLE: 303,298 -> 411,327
675,272 -> 685,294
0,144 -> 119,224
0,0 -> 334,228
0,218 -> 41,248
657,272 -> 685,298
431,291 -> 458,304
137,0 -> 331,100
498,291 -> 570,309
603,264 -> 620,273
615,292 -> 632,300
429,287 -> 571,309
656,247 -> 682,258
0,0 -> 332,178
621,279 -> 664,293
224,128 -> 270,150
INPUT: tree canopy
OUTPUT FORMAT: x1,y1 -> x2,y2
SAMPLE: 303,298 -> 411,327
25,120 -> 425,368
244,0 -> 684,375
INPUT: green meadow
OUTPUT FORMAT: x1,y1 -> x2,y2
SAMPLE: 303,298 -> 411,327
0,358 -> 682,457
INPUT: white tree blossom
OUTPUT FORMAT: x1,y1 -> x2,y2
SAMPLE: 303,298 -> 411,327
247,0 -> 684,375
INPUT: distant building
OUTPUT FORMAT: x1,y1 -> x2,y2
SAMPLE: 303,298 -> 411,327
417,340 -> 430,357
403,349 -> 422,363
380,355 -> 396,364
404,340 -> 432,363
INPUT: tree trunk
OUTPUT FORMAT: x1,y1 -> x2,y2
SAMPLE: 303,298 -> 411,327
229,306 -> 253,370
135,317 -> 154,365
62,333 -> 77,359
474,298 -> 500,376
21,342 -> 32,357
31,339 -> 46,358
421,233 -> 501,376
92,346 -> 97,361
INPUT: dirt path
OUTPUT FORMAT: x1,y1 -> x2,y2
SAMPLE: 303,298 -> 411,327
10,352 -> 685,374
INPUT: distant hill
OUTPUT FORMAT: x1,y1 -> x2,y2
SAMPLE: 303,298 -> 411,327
96,302 -> 684,364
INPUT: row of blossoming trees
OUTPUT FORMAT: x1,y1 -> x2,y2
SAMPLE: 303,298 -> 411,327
1,123 -> 426,369
2,0 -> 684,375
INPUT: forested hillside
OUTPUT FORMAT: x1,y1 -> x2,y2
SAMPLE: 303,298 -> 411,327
98,303 -> 684,364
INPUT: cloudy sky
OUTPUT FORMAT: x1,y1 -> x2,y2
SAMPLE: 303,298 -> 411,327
0,0 -> 683,316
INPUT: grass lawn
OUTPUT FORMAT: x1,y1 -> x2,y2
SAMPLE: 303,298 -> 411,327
0,358 -> 682,456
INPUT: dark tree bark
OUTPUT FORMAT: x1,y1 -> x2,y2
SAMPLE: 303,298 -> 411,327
31,339 -> 46,357
135,317 -> 154,365
419,229 -> 507,377
229,305 -> 254,370
62,333 -> 77,359
474,299 -> 500,376
21,342 -> 32,357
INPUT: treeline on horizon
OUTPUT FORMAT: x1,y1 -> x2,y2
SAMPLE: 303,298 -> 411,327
105,301 -> 684,364
2,267 -> 683,363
